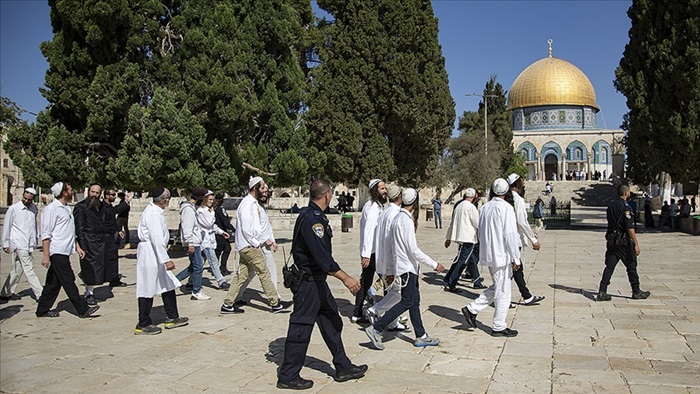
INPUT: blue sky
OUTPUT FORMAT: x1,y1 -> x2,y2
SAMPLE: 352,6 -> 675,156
1,0 -> 632,131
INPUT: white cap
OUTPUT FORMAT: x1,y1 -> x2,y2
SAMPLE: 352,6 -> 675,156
249,176 -> 263,190
507,173 -> 521,186
387,184 -> 401,200
492,178 -> 509,196
24,187 -> 37,196
402,188 -> 418,205
369,179 -> 381,189
51,182 -> 64,197
464,188 -> 476,198
204,189 -> 214,197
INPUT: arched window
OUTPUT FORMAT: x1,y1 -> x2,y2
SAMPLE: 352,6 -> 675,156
520,149 -> 529,160
2,159 -> 8,168
574,147 -> 583,161
601,148 -> 608,163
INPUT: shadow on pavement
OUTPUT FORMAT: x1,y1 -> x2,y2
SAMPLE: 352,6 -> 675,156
266,336 -> 336,378
549,283 -> 597,301
0,304 -> 23,322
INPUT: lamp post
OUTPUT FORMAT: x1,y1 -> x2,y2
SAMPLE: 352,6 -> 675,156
466,93 -> 498,155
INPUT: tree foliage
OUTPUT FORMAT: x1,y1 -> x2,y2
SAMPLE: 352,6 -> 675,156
307,0 -> 455,186
614,0 -> 700,183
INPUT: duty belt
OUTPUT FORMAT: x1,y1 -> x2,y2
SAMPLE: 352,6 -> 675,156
303,274 -> 328,282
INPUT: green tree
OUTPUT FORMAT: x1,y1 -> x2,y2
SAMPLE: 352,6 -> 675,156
614,0 -> 700,183
108,88 -> 237,192
308,0 -> 454,186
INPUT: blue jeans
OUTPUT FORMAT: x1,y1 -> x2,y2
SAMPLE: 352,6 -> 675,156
373,273 -> 425,338
202,247 -> 225,285
434,210 -> 442,228
176,246 -> 203,293
444,243 -> 480,288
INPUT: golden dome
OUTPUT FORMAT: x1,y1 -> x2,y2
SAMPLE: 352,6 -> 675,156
508,56 -> 599,111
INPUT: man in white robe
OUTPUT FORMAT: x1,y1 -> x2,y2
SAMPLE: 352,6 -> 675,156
135,187 -> 188,335
462,179 -> 521,337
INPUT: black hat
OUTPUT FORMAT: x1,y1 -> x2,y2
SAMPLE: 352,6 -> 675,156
149,187 -> 165,198
215,193 -> 224,200
190,187 -> 208,199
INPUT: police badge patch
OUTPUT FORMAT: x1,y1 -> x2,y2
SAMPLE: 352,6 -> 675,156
312,223 -> 325,238
625,210 -> 632,219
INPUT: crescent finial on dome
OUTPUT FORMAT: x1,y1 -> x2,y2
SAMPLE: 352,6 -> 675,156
548,39 -> 553,58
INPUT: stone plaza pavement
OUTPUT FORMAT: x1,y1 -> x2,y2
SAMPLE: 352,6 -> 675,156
1,210 -> 699,393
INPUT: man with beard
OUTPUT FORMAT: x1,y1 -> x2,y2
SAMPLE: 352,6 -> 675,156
36,182 -> 100,318
1,187 -> 42,301
103,187 -> 127,288
507,174 -> 545,306
74,184 -> 107,305
352,179 -> 387,324
221,177 -> 289,314
233,180 -> 282,302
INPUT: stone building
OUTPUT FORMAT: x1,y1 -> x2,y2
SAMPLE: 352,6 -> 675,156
508,42 -> 624,181
1,135 -> 25,206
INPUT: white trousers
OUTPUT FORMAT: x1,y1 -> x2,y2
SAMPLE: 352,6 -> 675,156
468,265 -> 512,331
236,246 -> 279,300
2,249 -> 43,299
371,276 -> 402,328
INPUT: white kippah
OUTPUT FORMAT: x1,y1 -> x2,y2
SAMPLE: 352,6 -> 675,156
51,182 -> 63,197
368,179 -> 381,189
249,176 -> 263,190
464,188 -> 476,198
492,178 -> 509,196
24,187 -> 38,195
402,188 -> 418,205
507,173 -> 521,186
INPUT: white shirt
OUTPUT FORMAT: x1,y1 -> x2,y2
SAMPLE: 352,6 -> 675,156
197,206 -> 224,249
669,203 -> 679,217
389,208 -> 438,276
234,194 -> 265,251
41,199 -> 75,256
478,198 -> 520,268
2,201 -> 38,252
373,203 -> 400,275
359,199 -> 382,258
445,199 -> 479,244
512,191 -> 538,247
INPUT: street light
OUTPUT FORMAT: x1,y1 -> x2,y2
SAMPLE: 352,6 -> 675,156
466,93 -> 498,155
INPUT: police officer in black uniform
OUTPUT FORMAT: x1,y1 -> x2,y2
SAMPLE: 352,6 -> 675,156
597,184 -> 651,301
277,178 -> 368,390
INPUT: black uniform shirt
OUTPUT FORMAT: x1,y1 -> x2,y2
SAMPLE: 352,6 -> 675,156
606,198 -> 634,235
102,201 -> 119,234
292,201 -> 341,276
214,205 -> 236,233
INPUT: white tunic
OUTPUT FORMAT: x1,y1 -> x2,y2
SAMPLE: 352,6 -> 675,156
136,203 -> 180,298
477,198 -> 520,268
389,209 -> 438,276
373,203 -> 400,275
445,199 -> 479,244
512,191 -> 538,247
41,199 -> 75,256
359,200 -> 382,258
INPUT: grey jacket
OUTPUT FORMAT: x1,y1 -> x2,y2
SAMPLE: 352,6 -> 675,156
179,201 -> 202,246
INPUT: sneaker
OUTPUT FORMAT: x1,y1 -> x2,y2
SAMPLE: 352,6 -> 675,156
218,281 -> 231,290
414,335 -> 440,347
461,306 -> 477,329
523,295 -> 545,305
79,305 -> 100,318
387,322 -> 411,332
398,315 -> 409,325
364,326 -> 384,350
271,300 -> 292,313
597,291 -> 612,302
351,315 -> 370,324
134,324 -> 162,335
491,328 -> 518,337
365,307 -> 378,325
443,285 -> 462,293
276,377 -> 314,390
334,364 -> 368,382
632,290 -> 651,300
190,291 -> 211,301
164,316 -> 189,329
36,311 -> 60,318
220,303 -> 245,314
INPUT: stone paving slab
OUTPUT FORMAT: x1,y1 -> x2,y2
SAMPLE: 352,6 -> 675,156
1,210 -> 699,393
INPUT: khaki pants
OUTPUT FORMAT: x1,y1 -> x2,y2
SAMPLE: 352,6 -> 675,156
224,247 -> 278,307
236,245 -> 280,300
2,249 -> 43,299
